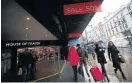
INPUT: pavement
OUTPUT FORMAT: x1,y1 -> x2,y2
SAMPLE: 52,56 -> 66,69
44,54 -> 120,82
87,54 -> 120,82
31,56 -> 65,82
102,47 -> 132,82
84,47 -> 132,82
31,47 -> 132,82
117,47 -> 132,82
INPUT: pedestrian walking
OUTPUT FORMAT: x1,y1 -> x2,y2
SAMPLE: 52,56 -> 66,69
67,46 -> 80,82
108,41 -> 127,80
95,43 -> 110,82
19,48 -> 32,82
31,51 -> 38,79
76,44 -> 90,78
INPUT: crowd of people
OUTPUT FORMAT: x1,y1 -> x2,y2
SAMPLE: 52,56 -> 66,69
17,41 -> 127,82
67,41 -> 127,82
17,47 -> 59,82
17,48 -> 38,82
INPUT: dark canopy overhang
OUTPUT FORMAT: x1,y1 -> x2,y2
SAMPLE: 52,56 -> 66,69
15,0 -> 103,41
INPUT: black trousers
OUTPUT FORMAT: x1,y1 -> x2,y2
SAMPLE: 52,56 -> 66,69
80,58 -> 90,77
115,65 -> 126,79
72,66 -> 78,81
100,63 -> 109,81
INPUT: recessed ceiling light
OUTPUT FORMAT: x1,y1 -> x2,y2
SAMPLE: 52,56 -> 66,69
26,27 -> 28,30
27,17 -> 30,20
46,35 -> 47,36
25,34 -> 28,36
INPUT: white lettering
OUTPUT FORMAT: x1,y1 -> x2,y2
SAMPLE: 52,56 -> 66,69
86,5 -> 97,11
86,6 -> 90,11
28,42 -> 40,46
22,42 -> 27,45
6,43 -> 21,46
71,8 -> 75,12
5,42 -> 41,47
66,8 -> 83,13
66,8 -> 71,13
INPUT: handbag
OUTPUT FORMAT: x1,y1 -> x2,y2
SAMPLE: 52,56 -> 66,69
18,68 -> 22,75
118,55 -> 126,63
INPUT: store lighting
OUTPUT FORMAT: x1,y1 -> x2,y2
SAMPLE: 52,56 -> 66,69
26,27 -> 28,30
27,17 -> 30,20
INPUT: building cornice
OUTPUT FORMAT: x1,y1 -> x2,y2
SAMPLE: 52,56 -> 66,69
103,6 -> 126,25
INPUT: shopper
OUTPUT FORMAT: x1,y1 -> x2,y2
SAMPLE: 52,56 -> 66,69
108,41 -> 127,80
76,44 -> 90,78
95,43 -> 110,82
20,48 -> 32,82
31,51 -> 37,79
67,46 -> 80,82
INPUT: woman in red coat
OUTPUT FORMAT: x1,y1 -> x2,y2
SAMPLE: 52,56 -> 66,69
67,46 -> 80,82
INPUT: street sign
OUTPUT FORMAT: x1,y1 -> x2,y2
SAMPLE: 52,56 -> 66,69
64,1 -> 102,15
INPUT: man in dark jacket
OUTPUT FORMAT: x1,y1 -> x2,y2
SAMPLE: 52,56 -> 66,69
76,44 -> 90,77
19,48 -> 32,82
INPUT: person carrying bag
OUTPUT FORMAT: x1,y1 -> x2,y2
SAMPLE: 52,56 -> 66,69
118,55 -> 126,63
108,41 -> 127,80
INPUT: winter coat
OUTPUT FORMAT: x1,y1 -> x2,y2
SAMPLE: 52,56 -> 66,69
95,47 -> 107,64
67,46 -> 80,66
108,46 -> 120,68
19,52 -> 32,66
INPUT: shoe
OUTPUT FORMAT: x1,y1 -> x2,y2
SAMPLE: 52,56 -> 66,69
75,79 -> 78,82
123,77 -> 127,80
114,69 -> 117,74
87,73 -> 90,77
107,79 -> 110,82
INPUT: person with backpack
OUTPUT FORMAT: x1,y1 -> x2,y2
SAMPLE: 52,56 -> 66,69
76,44 -> 90,78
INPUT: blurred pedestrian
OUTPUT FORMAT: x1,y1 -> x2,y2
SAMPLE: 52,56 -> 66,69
76,44 -> 90,78
108,41 -> 127,80
20,48 -> 32,82
31,51 -> 37,79
67,46 -> 80,82
95,43 -> 110,82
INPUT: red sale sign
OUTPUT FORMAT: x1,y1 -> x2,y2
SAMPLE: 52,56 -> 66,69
64,1 -> 102,15
68,32 -> 82,38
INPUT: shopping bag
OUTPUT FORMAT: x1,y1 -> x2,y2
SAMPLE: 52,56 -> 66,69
18,68 -> 22,75
90,67 -> 104,82
118,55 -> 126,63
